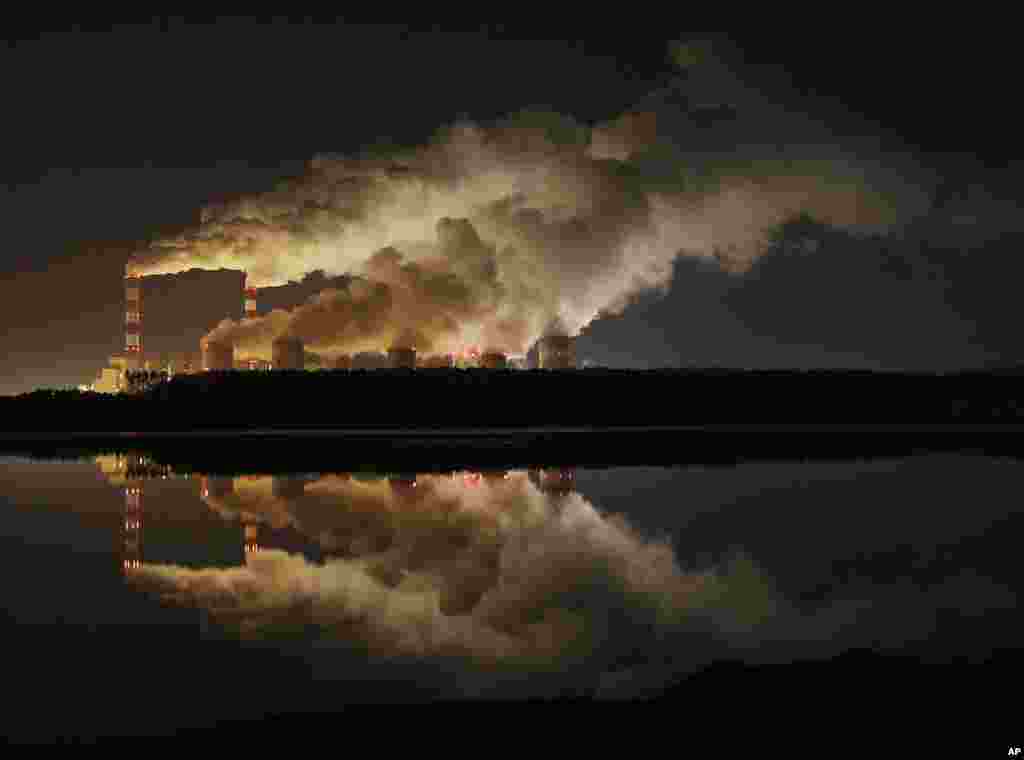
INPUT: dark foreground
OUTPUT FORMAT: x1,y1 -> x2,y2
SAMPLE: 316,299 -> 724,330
4,367 -> 1024,433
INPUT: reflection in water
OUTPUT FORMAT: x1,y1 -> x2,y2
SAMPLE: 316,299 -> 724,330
88,454 -> 1021,701
96,457 -> 767,697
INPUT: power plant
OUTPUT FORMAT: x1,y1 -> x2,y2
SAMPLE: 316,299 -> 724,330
86,262 -> 580,392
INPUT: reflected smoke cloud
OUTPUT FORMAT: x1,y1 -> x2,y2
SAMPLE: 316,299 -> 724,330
126,470 -> 760,697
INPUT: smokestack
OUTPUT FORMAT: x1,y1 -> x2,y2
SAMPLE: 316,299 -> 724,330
387,346 -> 417,369
538,335 -> 575,369
244,523 -> 261,554
243,273 -> 257,321
124,262 -> 142,357
122,479 -> 143,573
272,336 -> 304,370
200,337 -> 234,371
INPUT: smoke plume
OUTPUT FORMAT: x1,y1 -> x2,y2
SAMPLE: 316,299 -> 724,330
132,41 -> 931,359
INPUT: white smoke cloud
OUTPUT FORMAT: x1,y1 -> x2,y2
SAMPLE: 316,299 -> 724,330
131,43 -> 932,359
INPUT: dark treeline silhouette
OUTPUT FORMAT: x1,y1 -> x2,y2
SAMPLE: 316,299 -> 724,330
3,367 -> 1024,433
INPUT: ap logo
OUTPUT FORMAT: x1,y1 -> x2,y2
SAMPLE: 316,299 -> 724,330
1009,748 -> 1021,756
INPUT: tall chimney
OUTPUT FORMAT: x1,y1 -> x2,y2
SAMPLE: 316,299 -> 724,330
124,261 -> 142,356
122,476 -> 143,573
243,273 -> 257,321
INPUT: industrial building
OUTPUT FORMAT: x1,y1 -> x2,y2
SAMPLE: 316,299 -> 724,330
91,352 -> 202,393
89,262 -> 577,391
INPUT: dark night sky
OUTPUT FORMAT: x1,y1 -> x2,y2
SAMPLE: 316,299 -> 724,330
1,21 -> 1020,393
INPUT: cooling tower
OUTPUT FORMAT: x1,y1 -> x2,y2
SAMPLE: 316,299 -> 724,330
528,467 -> 577,495
419,353 -> 454,369
352,351 -> 389,370
272,336 -> 305,370
201,338 -> 234,371
387,346 -> 417,369
388,474 -> 419,501
538,335 -> 575,369
480,351 -> 508,369
124,263 -> 142,355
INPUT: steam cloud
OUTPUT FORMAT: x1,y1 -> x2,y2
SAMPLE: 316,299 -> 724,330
131,42 -> 931,360
133,471 -> 770,697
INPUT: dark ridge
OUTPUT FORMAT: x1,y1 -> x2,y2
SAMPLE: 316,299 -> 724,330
4,367 -> 1024,436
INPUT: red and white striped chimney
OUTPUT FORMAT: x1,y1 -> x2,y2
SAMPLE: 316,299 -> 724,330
243,273 -> 259,369
125,261 -> 142,355
244,273 -> 257,321
122,479 -> 143,573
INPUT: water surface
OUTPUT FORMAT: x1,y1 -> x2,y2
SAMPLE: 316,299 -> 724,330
1,452 -> 1020,737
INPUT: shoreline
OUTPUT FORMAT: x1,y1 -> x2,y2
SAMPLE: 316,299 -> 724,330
5,425 -> 1024,471
3,423 -> 1024,440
